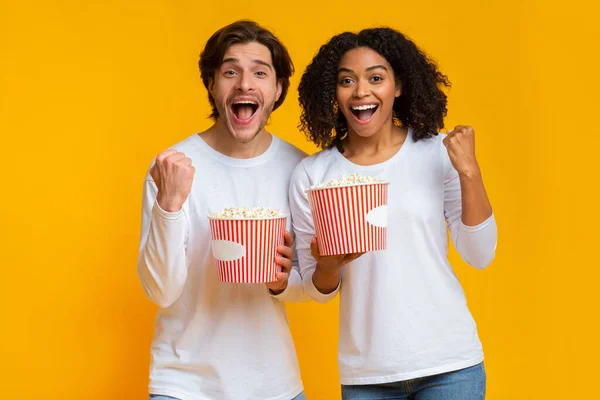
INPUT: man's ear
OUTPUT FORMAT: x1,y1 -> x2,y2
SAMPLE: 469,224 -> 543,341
275,79 -> 283,102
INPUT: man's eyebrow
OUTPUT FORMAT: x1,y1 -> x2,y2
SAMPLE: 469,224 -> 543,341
221,58 -> 273,70
221,57 -> 239,65
252,59 -> 273,70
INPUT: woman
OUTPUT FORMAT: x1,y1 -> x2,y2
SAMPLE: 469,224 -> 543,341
289,27 -> 497,399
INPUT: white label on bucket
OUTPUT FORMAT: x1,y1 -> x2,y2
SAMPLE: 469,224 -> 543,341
365,205 -> 388,228
211,240 -> 245,261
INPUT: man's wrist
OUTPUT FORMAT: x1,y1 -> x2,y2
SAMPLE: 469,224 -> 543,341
269,281 -> 288,296
157,192 -> 184,213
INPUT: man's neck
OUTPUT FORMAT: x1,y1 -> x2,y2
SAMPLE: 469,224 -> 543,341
199,120 -> 272,159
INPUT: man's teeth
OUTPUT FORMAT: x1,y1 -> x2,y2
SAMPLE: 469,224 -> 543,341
352,104 -> 378,111
233,100 -> 257,105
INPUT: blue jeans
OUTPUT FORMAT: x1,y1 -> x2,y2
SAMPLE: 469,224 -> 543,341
341,363 -> 486,400
150,391 -> 307,400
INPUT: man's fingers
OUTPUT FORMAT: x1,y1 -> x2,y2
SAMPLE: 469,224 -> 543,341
276,271 -> 290,281
277,244 -> 293,260
149,165 -> 161,186
166,152 -> 186,164
181,157 -> 193,166
276,256 -> 292,273
283,230 -> 293,247
156,149 -> 177,163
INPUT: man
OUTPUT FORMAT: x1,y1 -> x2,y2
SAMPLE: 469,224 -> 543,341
138,20 -> 308,400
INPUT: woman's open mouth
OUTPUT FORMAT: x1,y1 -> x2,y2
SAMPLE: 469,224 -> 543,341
350,104 -> 379,124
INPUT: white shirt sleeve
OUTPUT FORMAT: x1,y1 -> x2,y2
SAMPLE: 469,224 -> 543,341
289,162 -> 340,303
137,177 -> 190,308
444,164 -> 498,269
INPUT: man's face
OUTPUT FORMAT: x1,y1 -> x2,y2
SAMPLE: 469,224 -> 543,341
209,41 -> 282,143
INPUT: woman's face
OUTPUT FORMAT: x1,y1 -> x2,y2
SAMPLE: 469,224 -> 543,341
335,47 -> 401,138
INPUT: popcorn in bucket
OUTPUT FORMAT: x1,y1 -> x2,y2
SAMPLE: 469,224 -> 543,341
208,207 -> 286,283
306,174 -> 389,256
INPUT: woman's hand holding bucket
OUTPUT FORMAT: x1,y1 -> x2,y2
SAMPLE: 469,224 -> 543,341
310,237 -> 364,294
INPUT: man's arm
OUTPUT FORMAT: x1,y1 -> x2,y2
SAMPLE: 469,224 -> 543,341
137,150 -> 195,307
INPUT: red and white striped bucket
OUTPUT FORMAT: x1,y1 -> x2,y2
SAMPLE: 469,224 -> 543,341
208,216 -> 286,283
307,183 -> 389,256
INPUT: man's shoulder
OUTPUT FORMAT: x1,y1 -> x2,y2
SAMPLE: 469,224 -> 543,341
168,133 -> 202,153
155,133 -> 205,162
272,135 -> 308,164
148,133 -> 201,158
143,133 -> 201,173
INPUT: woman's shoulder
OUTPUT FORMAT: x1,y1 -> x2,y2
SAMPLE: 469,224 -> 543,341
298,146 -> 339,169
291,147 -> 341,183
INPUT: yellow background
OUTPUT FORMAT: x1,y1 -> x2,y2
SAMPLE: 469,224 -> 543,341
1,0 -> 598,398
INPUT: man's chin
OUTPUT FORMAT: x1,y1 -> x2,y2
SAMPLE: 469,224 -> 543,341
227,123 -> 263,144
233,131 -> 260,144
223,105 -> 273,144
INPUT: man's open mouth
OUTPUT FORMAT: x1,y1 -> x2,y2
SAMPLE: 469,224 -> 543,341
231,100 -> 259,121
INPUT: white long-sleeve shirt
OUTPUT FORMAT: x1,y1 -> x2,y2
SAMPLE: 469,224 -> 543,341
289,128 -> 497,385
138,133 -> 307,400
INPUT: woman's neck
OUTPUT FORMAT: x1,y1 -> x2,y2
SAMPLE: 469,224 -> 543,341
342,122 -> 408,166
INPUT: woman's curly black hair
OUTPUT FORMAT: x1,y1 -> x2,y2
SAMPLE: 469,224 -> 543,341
298,28 -> 451,150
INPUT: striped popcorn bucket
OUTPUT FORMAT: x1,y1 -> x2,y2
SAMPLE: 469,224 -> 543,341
208,216 -> 287,283
307,183 -> 389,256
